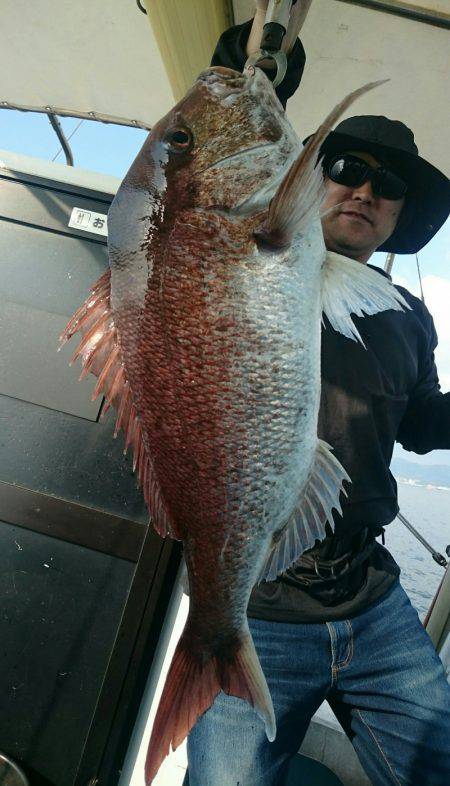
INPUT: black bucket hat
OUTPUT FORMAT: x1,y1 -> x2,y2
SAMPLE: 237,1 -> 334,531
303,115 -> 450,254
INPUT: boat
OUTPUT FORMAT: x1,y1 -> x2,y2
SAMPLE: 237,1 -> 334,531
0,2 -> 449,784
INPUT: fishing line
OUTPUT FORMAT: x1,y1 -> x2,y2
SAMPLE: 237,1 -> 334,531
416,252 -> 425,303
319,200 -> 352,220
52,118 -> 85,162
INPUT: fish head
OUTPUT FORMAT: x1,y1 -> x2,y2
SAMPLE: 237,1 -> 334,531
151,65 -> 300,214
110,67 -> 300,231
107,66 -> 301,315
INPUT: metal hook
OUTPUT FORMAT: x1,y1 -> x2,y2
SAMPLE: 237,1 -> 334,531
244,0 -> 294,88
244,49 -> 288,88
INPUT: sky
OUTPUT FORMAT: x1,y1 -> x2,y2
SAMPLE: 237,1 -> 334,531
1,108 -> 449,466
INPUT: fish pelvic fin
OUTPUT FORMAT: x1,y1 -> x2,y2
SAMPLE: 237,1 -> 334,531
321,251 -> 410,345
59,269 -> 179,540
255,80 -> 387,250
258,440 -> 350,583
144,625 -> 276,784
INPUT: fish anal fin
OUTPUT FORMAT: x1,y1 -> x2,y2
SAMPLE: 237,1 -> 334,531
144,625 -> 276,785
259,440 -> 350,583
322,251 -> 410,344
60,270 -> 181,541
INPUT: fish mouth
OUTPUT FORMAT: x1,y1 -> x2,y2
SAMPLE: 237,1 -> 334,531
198,66 -> 245,85
197,67 -> 248,99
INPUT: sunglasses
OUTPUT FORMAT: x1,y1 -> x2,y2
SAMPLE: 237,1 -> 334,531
323,154 -> 407,200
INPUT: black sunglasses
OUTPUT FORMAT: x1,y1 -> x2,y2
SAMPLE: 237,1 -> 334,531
323,154 -> 407,200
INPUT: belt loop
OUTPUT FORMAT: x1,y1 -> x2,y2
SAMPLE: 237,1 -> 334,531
314,558 -> 336,579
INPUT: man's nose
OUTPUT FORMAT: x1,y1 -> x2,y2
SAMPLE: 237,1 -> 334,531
352,178 -> 374,202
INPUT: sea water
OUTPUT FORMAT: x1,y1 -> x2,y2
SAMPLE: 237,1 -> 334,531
385,480 -> 450,620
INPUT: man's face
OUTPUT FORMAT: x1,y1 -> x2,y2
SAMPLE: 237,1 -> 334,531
321,151 -> 405,264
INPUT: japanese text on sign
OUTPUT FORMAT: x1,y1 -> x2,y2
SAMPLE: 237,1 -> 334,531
68,207 -> 108,236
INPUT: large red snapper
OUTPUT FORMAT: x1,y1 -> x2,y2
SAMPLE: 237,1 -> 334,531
60,66 -> 407,783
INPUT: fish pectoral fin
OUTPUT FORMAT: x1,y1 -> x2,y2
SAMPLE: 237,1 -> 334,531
255,81 -> 386,251
258,440 -> 350,583
254,146 -> 325,251
144,625 -> 276,784
59,269 -> 180,541
321,251 -> 410,345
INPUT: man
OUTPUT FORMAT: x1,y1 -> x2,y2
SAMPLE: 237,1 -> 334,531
184,4 -> 450,784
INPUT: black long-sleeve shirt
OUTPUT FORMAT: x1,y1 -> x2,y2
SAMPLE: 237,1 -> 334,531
212,21 -> 450,622
320,280 -> 449,535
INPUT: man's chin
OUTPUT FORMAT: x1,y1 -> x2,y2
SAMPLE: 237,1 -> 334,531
324,233 -> 368,258
322,224 -> 376,261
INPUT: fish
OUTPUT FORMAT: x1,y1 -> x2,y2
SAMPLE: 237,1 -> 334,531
60,66 -> 408,783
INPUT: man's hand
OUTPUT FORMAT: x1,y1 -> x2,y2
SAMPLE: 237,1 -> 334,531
247,1 -> 313,57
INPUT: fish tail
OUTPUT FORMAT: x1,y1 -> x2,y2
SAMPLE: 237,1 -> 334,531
144,626 -> 276,784
144,635 -> 220,784
217,627 -> 276,740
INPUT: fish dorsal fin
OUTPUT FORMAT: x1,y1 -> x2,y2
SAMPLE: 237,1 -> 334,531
321,252 -> 410,345
59,270 -> 180,541
255,81 -> 387,250
258,440 -> 349,583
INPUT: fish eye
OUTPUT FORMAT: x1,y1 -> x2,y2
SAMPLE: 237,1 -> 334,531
164,127 -> 194,153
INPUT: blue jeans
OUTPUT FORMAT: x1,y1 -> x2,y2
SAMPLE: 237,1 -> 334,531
185,581 -> 450,785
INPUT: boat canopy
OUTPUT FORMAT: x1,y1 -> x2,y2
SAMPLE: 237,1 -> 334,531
1,0 -> 448,172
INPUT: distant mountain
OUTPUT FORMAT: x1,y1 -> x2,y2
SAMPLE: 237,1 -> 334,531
391,458 -> 450,488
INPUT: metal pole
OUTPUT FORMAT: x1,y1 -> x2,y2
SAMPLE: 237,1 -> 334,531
47,113 -> 74,166
384,252 -> 395,275
335,0 -> 450,30
397,511 -> 448,567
